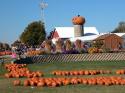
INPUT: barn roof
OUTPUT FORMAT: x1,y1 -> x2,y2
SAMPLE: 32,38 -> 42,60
95,34 -> 111,40
69,33 -> 124,43
54,27 -> 99,38
94,34 -> 121,40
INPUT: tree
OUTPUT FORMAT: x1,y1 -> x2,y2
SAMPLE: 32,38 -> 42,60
2,43 -> 10,50
11,40 -> 21,47
20,21 -> 46,46
112,22 -> 125,33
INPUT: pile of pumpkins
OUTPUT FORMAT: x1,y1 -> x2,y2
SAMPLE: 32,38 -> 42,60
26,50 -> 45,56
13,76 -> 125,87
51,70 -> 111,76
4,63 -> 43,78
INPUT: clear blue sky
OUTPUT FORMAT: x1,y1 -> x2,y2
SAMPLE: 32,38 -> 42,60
0,0 -> 125,44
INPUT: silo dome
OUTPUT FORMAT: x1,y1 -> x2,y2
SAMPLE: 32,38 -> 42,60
72,15 -> 85,25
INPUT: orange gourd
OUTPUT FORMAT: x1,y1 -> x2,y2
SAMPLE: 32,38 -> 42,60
13,80 -> 21,86
72,15 -> 85,25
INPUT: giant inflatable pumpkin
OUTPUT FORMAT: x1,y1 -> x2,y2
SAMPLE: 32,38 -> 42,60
72,15 -> 85,25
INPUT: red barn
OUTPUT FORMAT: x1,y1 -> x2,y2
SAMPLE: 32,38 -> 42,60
94,34 -> 123,50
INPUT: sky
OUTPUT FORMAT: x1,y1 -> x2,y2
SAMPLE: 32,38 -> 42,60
0,0 -> 125,44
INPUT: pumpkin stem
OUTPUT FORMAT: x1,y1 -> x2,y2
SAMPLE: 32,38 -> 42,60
78,15 -> 80,17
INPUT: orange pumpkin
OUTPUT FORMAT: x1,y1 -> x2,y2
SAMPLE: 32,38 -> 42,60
51,82 -> 57,87
24,80 -> 30,86
63,80 -> 70,85
72,15 -> 85,25
37,82 -> 45,87
13,80 -> 21,86
82,79 -> 88,85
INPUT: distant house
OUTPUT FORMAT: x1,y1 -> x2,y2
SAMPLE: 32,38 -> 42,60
94,34 -> 123,50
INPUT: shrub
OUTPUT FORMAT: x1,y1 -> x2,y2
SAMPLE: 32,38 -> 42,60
88,47 -> 99,54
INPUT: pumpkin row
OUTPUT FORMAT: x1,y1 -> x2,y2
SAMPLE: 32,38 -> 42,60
13,76 -> 125,87
4,63 -> 125,79
51,70 -> 111,76
52,69 -> 125,76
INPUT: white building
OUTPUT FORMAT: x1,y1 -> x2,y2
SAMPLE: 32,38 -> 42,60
51,27 -> 99,43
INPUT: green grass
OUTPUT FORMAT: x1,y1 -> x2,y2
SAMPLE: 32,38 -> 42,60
1,60 -> 125,93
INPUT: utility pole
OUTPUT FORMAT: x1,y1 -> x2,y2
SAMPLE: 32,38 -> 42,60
40,0 -> 48,24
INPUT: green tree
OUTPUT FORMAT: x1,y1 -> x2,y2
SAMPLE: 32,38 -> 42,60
20,21 -> 46,46
112,22 -> 125,33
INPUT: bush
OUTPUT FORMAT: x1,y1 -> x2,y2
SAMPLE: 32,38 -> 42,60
88,47 -> 99,54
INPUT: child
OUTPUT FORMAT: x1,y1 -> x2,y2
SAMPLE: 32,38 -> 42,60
11,52 -> 17,63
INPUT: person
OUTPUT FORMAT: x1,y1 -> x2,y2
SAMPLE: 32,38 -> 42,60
0,57 -> 4,66
11,52 -> 17,63
16,48 -> 22,60
11,46 -> 17,53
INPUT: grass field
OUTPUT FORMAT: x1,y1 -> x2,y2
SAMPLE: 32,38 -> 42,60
1,60 -> 125,93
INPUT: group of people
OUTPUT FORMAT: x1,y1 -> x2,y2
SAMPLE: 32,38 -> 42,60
11,45 -> 29,63
10,44 -> 43,63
